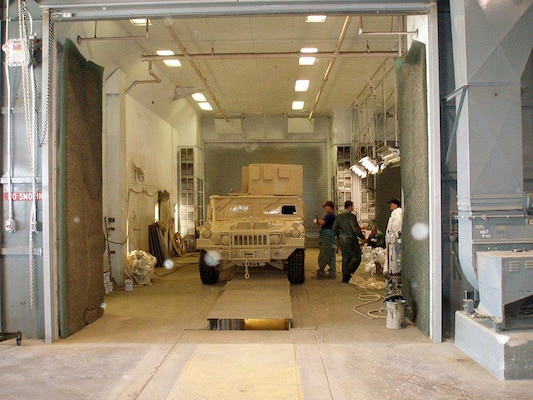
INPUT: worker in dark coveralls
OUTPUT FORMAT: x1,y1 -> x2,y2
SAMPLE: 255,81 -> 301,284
333,200 -> 365,283
313,200 -> 336,279
364,225 -> 386,249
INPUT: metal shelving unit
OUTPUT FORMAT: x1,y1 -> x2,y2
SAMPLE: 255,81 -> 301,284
335,145 -> 352,213
178,147 -> 203,252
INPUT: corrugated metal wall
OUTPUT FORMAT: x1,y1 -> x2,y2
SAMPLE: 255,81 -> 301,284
203,141 -> 328,244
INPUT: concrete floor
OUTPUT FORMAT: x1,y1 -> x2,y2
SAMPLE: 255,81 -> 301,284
1,248 -> 532,399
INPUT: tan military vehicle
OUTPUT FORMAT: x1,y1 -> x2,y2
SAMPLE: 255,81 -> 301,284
197,164 -> 306,284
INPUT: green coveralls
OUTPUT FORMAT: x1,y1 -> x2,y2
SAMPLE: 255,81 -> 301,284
333,210 -> 365,282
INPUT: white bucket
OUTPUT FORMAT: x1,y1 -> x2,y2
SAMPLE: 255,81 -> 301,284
124,279 -> 133,291
385,299 -> 406,329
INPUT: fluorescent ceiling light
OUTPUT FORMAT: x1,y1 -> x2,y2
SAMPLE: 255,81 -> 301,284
350,164 -> 367,178
295,80 -> 309,92
156,50 -> 182,67
292,101 -> 304,110
299,56 -> 316,66
130,18 -> 151,26
163,60 -> 182,67
198,102 -> 213,111
305,15 -> 327,23
300,47 -> 318,54
192,93 -> 207,101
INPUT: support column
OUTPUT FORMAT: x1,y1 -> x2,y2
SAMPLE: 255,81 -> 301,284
105,70 -> 127,286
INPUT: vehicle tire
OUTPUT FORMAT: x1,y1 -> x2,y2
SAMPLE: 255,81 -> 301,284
199,250 -> 220,284
287,248 -> 305,284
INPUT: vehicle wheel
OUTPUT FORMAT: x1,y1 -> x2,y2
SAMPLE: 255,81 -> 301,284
199,250 -> 220,284
287,248 -> 305,284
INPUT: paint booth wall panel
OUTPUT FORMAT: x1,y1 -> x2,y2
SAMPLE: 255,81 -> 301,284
126,96 -> 176,252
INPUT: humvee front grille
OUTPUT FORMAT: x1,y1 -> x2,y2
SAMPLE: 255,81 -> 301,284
232,234 -> 268,246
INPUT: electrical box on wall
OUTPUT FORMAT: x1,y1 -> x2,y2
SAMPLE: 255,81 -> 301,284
2,36 -> 41,66
2,39 -> 25,66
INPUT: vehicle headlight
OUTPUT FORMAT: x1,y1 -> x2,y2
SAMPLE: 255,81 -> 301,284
291,229 -> 300,238
270,234 -> 281,245
285,229 -> 293,237
201,228 -> 211,238
292,221 -> 300,229
221,234 -> 230,246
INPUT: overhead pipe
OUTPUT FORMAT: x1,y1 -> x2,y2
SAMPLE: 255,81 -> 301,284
308,15 -> 351,120
4,2 -> 15,231
125,61 -> 161,93
16,0 -> 38,309
358,16 -> 418,37
77,19 -> 150,43
165,23 -> 229,121
140,50 -> 398,62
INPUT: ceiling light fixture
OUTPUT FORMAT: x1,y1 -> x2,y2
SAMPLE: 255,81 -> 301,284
299,56 -> 316,66
192,93 -> 207,102
156,50 -> 182,67
295,80 -> 309,92
130,18 -> 151,26
198,102 -> 213,111
292,101 -> 304,110
300,47 -> 318,54
305,15 -> 327,23
350,164 -> 367,178
163,60 -> 182,67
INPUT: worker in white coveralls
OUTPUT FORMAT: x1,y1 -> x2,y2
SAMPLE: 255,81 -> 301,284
385,198 -> 403,275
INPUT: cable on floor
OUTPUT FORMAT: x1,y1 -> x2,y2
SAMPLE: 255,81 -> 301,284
350,278 -> 387,320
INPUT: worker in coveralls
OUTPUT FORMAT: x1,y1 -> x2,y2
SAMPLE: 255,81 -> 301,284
333,200 -> 365,283
314,200 -> 336,279
385,198 -> 403,275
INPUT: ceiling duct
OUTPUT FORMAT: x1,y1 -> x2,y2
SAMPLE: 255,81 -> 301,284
451,2 -> 533,290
